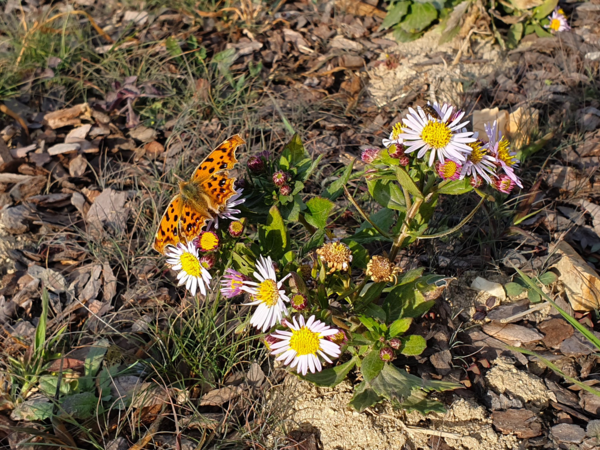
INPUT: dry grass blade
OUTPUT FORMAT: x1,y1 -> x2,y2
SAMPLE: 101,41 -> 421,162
0,103 -> 29,141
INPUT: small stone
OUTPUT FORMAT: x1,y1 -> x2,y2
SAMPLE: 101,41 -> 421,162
551,423 -> 586,444
482,322 -> 543,346
47,143 -> 80,156
430,350 -> 452,376
341,54 -> 365,69
538,318 -> 573,348
471,277 -> 507,300
492,409 -> 542,439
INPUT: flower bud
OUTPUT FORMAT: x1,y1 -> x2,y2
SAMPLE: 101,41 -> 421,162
380,347 -> 394,362
361,148 -> 380,164
327,330 -> 348,346
199,253 -> 216,270
272,170 -> 289,187
388,143 -> 405,158
234,178 -> 247,190
470,177 -> 483,188
196,230 -> 220,252
228,220 -> 245,237
398,155 -> 410,166
264,334 -> 279,350
493,175 -> 516,194
389,338 -> 401,350
291,293 -> 308,311
280,184 -> 292,196
248,156 -> 264,174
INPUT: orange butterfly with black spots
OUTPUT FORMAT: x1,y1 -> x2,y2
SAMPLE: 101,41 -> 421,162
153,135 -> 245,254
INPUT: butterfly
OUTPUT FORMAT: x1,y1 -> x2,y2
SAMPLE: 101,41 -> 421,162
153,135 -> 245,254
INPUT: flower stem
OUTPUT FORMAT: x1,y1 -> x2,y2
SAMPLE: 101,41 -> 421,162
344,186 -> 392,239
389,197 -> 423,262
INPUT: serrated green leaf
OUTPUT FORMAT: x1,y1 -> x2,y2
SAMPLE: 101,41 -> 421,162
367,179 -> 407,211
400,335 -> 427,356
504,282 -> 526,297
395,166 -> 423,198
382,1 -> 411,30
166,36 -> 183,58
389,318 -> 412,337
301,357 -> 357,387
437,178 -> 473,195
362,349 -> 385,382
323,160 -> 355,201
350,381 -> 382,412
400,3 -> 438,34
305,197 -> 335,230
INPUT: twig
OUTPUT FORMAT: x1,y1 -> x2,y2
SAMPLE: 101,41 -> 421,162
500,301 -> 549,323
344,186 -> 392,239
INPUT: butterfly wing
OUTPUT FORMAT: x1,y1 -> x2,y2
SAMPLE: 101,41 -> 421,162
153,195 -> 184,254
192,135 -> 245,183
200,172 -> 238,211
179,199 -> 211,243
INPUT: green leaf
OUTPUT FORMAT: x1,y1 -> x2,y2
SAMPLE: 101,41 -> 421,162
259,206 -> 289,260
393,26 -> 421,42
367,179 -> 406,211
304,197 -> 335,230
398,268 -> 425,285
348,241 -> 369,269
35,289 -> 49,355
302,228 -> 325,255
534,0 -> 558,19
301,357 -> 358,387
358,282 -> 386,308
400,335 -> 427,356
381,1 -> 411,30
348,333 -> 375,346
39,374 -> 78,397
79,340 -> 109,393
507,22 -> 524,48
10,398 -> 53,421
528,289 -> 541,304
350,381 -> 382,412
539,271 -> 557,285
165,36 -> 183,58
357,208 -> 396,233
400,390 -> 447,414
281,134 -> 307,166
437,178 -> 473,195
533,23 -> 553,38
371,364 -> 417,400
400,3 -> 438,34
297,154 -> 323,182
389,318 -> 412,337
280,194 -> 306,222
358,315 -> 379,332
362,304 -> 387,323
323,160 -> 355,201
60,392 -> 100,420
362,349 -> 385,382
395,167 -> 423,198
504,282 -> 526,297
212,48 -> 237,83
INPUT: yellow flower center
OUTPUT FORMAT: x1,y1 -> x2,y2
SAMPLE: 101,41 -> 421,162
440,161 -> 459,178
180,252 -> 202,278
391,122 -> 403,140
421,121 -> 452,149
550,18 -> 561,31
557,8 -> 565,14
256,279 -> 279,307
200,232 -> 219,251
230,279 -> 243,290
230,221 -> 244,233
289,326 -> 321,356
497,138 -> 516,167
467,142 -> 486,164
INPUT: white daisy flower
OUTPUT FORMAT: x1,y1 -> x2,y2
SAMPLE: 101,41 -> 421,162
166,242 -> 212,296
269,315 -> 341,376
546,8 -> 570,33
206,189 -> 245,229
399,103 -> 475,166
241,255 -> 291,332
382,122 -> 404,148
459,140 -> 498,184
484,121 -> 522,188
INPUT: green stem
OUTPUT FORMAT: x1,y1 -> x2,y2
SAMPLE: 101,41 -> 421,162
389,197 -> 423,262
350,276 -> 369,304
344,186 -> 392,239
417,196 -> 486,240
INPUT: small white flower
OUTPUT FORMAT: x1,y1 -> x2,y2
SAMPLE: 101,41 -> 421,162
165,242 -> 212,296
399,103 -> 475,166
206,189 -> 245,229
484,121 -> 522,188
269,315 -> 341,376
241,255 -> 291,332
459,140 -> 498,184
382,122 -> 404,149
546,8 -> 570,33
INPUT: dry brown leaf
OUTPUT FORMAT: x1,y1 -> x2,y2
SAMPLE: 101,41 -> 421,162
200,386 -> 243,406
472,108 -> 509,141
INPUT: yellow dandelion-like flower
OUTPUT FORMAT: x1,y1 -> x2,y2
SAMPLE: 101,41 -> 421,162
366,255 -> 402,283
316,242 -> 353,274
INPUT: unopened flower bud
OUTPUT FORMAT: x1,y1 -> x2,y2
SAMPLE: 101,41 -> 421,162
388,143 -> 405,158
248,156 -> 264,174
361,148 -> 380,164
196,231 -> 220,252
470,177 -> 483,188
228,220 -> 245,237
272,170 -> 289,187
291,293 -> 308,311
389,338 -> 401,350
280,184 -> 292,196
398,155 -> 410,166
380,347 -> 394,362
199,253 -> 216,270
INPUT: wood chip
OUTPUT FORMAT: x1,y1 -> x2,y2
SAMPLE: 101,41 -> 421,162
44,103 -> 92,129
0,173 -> 34,184
538,318 -> 574,348
47,143 -> 80,156
482,322 -> 544,346
492,409 -> 542,439
69,155 -> 88,177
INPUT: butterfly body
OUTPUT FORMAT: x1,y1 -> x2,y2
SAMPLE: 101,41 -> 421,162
153,135 -> 245,254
